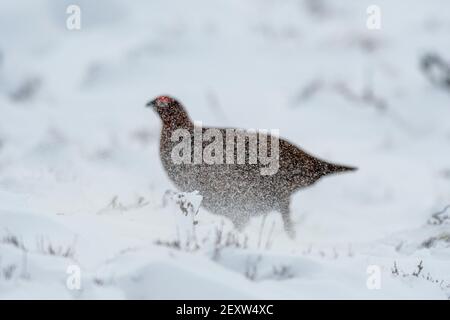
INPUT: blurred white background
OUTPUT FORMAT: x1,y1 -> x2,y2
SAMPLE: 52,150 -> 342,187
0,0 -> 449,299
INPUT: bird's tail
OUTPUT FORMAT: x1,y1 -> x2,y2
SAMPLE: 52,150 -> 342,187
323,162 -> 358,175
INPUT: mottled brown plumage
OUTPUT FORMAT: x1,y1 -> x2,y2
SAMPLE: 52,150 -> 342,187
147,95 -> 356,238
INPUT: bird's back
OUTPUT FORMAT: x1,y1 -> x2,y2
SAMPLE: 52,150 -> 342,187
159,125 -> 354,201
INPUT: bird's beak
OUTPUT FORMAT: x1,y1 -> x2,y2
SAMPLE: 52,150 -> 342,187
146,100 -> 155,108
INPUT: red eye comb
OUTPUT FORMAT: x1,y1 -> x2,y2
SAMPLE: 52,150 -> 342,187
157,96 -> 172,103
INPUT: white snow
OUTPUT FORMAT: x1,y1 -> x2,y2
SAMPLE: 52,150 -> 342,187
0,0 -> 450,299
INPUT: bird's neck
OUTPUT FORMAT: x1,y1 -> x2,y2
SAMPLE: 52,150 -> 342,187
161,114 -> 193,131
160,115 -> 193,164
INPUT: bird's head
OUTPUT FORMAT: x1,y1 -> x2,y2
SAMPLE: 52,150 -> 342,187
146,95 -> 191,128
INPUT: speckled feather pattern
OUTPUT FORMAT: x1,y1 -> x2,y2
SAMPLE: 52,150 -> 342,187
149,96 -> 356,238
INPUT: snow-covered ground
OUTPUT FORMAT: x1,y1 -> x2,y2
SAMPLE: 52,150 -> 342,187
1,0 -> 450,299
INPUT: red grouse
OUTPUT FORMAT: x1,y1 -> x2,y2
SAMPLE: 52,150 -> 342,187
147,95 -> 356,238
